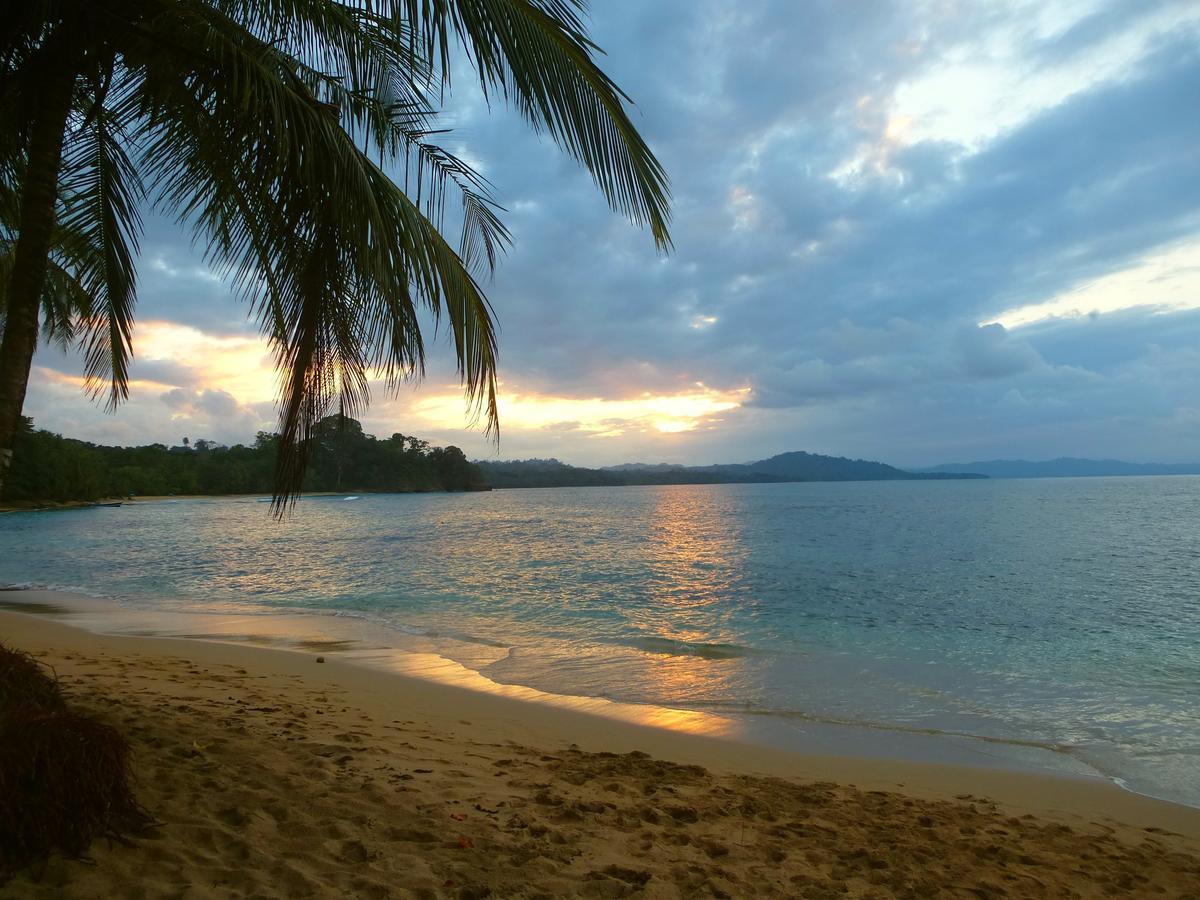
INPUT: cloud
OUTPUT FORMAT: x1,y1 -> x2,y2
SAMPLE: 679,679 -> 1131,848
409,383 -> 749,438
160,387 -> 243,419
957,324 -> 1043,379
16,0 -> 1200,467
987,238 -> 1200,327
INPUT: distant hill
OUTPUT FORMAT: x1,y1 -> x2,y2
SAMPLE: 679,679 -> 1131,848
601,462 -> 683,472
475,450 -> 985,489
474,458 -> 785,489
701,450 -> 972,482
924,458 -> 1200,479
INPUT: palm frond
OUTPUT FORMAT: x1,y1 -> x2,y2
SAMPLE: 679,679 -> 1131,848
270,219 -> 372,507
133,5 -> 498,509
0,0 -> 668,511
398,0 -> 672,249
38,261 -> 93,350
0,172 -> 95,353
56,101 -> 143,410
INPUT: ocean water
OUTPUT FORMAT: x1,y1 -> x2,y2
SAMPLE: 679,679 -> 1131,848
2,478 -> 1198,806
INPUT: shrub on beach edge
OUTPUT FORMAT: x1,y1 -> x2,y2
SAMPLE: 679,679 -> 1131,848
0,643 -> 149,880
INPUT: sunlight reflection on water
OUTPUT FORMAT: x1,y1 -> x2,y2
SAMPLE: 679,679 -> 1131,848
2,478 -> 1200,805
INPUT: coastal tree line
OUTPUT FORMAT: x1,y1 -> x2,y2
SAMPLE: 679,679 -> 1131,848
2,415 -> 486,503
0,3 -> 669,505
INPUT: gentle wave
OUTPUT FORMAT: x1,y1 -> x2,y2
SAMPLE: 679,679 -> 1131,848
3,479 -> 1200,808
622,635 -> 762,659
681,699 -> 1075,755
1,579 -> 112,600
7,582 -> 1199,809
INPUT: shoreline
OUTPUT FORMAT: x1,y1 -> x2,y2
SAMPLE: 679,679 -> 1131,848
0,490 -> 469,514
2,597 -> 1198,838
0,588 -> 1189,813
3,608 -> 1200,896
0,590 -> 1121,785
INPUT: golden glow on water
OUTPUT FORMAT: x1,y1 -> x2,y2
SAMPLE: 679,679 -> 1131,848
412,384 -> 748,437
15,594 -> 736,740
646,488 -> 745,620
599,488 -> 757,707
366,648 -> 736,737
8,471 -> 1200,803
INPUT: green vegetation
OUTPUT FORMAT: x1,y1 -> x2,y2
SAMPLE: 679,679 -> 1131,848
0,2 -> 670,506
3,415 -> 486,504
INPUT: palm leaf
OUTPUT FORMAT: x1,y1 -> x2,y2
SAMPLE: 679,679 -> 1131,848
56,101 -> 143,410
397,0 -> 671,249
1,0 -> 669,511
129,4 -> 498,508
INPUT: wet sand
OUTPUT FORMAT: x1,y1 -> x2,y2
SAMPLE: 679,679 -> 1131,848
2,609 -> 1199,898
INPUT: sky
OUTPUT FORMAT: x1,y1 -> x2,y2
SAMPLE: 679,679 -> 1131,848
23,0 -> 1200,468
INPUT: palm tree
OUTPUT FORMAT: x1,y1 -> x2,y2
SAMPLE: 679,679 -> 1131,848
1,182 -> 131,396
0,1 -> 670,508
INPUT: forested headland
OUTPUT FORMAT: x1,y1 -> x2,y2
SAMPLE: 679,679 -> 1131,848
4,422 -> 988,506
2,415 -> 487,504
475,450 -> 985,489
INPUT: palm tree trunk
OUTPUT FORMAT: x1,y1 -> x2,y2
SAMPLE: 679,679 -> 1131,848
0,72 -> 74,498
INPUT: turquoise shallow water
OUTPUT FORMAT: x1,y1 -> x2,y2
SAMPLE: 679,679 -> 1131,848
2,478 -> 1198,805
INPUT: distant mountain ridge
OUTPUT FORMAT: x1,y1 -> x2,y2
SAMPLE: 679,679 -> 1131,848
700,450 -> 975,482
602,462 -> 683,472
475,450 -> 984,489
923,458 -> 1200,479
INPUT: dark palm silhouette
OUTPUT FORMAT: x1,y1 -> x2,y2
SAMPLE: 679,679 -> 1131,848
0,1 -> 671,507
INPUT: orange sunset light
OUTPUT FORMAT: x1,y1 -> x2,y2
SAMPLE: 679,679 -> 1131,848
135,321 -> 278,404
413,384 -> 749,437
60,318 -> 750,439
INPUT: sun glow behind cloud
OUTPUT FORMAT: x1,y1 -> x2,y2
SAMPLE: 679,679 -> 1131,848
831,2 -> 1200,187
136,321 -> 278,403
890,1 -> 1199,152
411,384 -> 749,439
26,304 -> 754,452
986,240 -> 1200,329
69,318 -> 749,444
35,366 -> 174,396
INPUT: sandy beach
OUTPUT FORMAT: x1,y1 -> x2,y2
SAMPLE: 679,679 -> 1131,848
0,607 -> 1197,898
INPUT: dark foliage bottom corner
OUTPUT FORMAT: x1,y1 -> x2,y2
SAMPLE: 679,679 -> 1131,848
0,643 -> 153,882
0,643 -> 66,713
